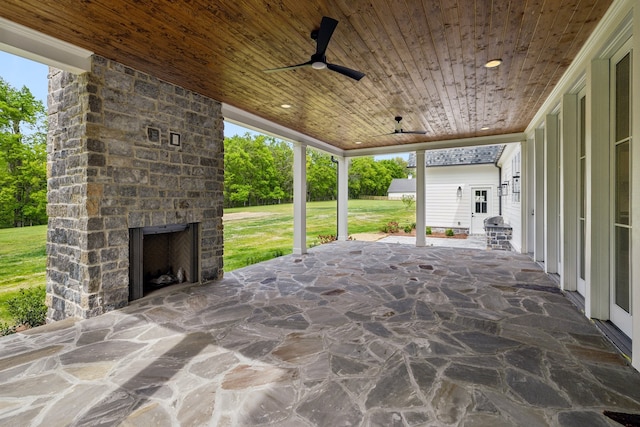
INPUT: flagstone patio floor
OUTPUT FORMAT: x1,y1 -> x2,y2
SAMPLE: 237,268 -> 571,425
1,241 -> 640,426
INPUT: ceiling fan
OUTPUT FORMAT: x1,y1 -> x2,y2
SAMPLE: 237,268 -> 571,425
382,116 -> 427,135
263,16 -> 365,81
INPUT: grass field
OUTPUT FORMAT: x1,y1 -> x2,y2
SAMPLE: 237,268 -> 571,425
0,200 -> 414,323
224,199 -> 415,271
0,225 -> 47,323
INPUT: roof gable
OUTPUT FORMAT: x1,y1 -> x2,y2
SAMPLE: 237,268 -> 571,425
387,178 -> 416,193
408,145 -> 505,168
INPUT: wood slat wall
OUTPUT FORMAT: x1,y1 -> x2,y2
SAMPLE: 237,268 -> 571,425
0,0 -> 613,151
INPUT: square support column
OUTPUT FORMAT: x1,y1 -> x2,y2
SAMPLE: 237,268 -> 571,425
586,58 -> 611,320
525,138 -> 535,254
293,142 -> 307,255
337,156 -> 349,241
415,150 -> 426,247
520,140 -> 530,253
534,128 -> 545,262
561,93 -> 578,291
544,113 -> 559,274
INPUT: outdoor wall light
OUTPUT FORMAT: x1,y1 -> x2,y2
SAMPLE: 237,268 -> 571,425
501,181 -> 509,196
457,186 -> 462,198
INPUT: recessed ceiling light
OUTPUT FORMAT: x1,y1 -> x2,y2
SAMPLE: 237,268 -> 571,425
280,104 -> 292,109
485,59 -> 502,68
354,141 -> 363,145
481,126 -> 490,130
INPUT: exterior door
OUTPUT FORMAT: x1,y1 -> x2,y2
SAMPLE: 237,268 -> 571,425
577,89 -> 587,296
470,188 -> 491,234
610,42 -> 632,337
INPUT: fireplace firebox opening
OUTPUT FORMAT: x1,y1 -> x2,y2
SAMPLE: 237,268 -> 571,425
129,223 -> 199,300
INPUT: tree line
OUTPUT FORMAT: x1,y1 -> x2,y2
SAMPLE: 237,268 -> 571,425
0,78 -> 47,228
224,133 -> 408,208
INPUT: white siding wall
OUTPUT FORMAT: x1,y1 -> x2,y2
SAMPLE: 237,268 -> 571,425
498,143 -> 523,252
424,164 -> 500,229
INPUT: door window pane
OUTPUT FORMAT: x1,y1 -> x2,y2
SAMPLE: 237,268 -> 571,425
579,220 -> 585,280
580,96 -> 586,157
615,226 -> 630,312
579,94 -> 586,283
475,191 -> 487,213
616,53 -> 630,141
615,141 -> 630,225
580,158 -> 586,217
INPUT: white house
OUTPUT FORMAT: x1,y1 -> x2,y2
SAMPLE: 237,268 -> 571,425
404,145 -> 505,234
387,178 -> 415,200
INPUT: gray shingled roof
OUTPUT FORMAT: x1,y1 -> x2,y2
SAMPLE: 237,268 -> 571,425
407,144 -> 505,168
387,178 -> 416,194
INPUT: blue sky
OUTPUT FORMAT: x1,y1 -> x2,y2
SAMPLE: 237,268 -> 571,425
0,51 -> 49,104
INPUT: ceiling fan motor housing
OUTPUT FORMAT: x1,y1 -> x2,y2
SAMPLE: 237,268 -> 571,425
311,53 -> 327,69
395,116 -> 403,132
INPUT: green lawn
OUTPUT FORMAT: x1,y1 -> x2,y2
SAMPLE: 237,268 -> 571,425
223,199 -> 415,271
0,225 -> 47,323
0,200 -> 414,323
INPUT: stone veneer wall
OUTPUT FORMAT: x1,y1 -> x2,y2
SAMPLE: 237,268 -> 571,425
47,55 -> 224,321
484,224 -> 513,251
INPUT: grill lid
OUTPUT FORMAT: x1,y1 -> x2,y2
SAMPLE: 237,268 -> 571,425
484,216 -> 504,226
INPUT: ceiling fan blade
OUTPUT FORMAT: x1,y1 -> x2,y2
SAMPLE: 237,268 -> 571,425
316,16 -> 338,57
400,130 -> 427,135
327,63 -> 365,81
372,130 -> 427,137
373,132 -> 396,137
263,61 -> 312,73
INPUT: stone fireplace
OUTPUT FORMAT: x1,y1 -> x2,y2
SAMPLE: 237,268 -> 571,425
46,56 -> 224,321
129,223 -> 199,300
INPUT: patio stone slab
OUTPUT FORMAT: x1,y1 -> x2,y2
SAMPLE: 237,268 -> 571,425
1,241 -> 640,425
296,381 -> 363,426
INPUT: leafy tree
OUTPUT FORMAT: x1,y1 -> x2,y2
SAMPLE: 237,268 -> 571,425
224,133 -> 285,207
224,144 -> 253,206
306,149 -> 336,201
267,140 -> 293,203
379,157 -> 409,179
247,136 -> 283,204
0,78 -> 47,228
349,157 -> 392,198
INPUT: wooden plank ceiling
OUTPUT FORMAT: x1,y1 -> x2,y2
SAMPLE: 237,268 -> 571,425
0,0 -> 613,151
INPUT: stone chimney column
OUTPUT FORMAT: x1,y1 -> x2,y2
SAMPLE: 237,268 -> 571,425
46,56 -> 224,321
